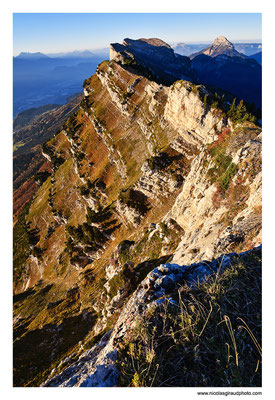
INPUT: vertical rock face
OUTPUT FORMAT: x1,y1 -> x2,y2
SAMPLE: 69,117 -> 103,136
164,130 -> 262,266
13,38 -> 261,387
164,81 -> 227,145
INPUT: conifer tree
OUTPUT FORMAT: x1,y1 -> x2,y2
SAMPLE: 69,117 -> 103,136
235,100 -> 247,121
227,98 -> 236,119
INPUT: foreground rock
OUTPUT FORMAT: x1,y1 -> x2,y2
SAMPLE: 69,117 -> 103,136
43,245 -> 261,387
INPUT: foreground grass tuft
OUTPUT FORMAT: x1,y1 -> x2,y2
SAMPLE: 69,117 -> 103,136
116,250 -> 261,387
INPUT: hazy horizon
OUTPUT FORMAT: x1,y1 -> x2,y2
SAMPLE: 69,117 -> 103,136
14,37 -> 263,58
13,13 -> 262,56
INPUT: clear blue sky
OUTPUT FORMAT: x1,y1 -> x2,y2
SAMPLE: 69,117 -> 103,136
13,13 -> 262,56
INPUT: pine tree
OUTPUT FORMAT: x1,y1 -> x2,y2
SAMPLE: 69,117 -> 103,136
235,100 -> 247,122
227,98 -> 236,120
203,94 -> 209,109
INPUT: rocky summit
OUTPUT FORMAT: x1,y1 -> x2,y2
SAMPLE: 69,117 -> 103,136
190,36 -> 246,59
110,37 -> 194,84
13,36 -> 262,387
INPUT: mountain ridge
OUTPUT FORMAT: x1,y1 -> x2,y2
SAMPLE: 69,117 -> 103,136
13,36 -> 262,387
110,36 -> 261,108
16,51 -> 50,59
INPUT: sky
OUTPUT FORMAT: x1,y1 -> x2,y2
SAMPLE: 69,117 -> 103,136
13,13 -> 262,56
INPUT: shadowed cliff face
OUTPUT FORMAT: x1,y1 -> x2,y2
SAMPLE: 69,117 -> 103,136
110,37 -> 194,85
13,39 -> 262,387
191,54 -> 262,108
110,37 -> 261,108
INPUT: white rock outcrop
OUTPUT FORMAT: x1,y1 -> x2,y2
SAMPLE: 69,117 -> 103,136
164,81 -> 227,145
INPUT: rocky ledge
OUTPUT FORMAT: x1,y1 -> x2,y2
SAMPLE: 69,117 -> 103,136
42,245 -> 261,387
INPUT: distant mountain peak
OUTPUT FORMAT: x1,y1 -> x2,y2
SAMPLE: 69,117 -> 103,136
16,51 -> 49,59
190,36 -> 246,59
213,36 -> 232,46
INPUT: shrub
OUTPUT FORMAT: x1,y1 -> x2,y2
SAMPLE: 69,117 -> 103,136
117,240 -> 135,265
86,205 -> 112,224
220,162 -> 238,191
207,147 -> 238,193
146,153 -> 172,171
32,246 -> 45,259
74,151 -> 85,163
42,141 -> 54,157
119,189 -> 150,216
79,185 -> 89,197
34,171 -> 51,186
51,154 -> 65,171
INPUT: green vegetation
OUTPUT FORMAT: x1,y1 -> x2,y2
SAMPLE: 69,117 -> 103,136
201,91 -> 225,110
117,249 -> 262,387
64,112 -> 81,140
86,204 -> 112,224
146,152 -> 172,171
74,150 -> 85,163
79,179 -> 102,199
42,141 -> 54,157
13,51 -> 262,389
133,230 -> 163,260
65,203 -> 119,264
200,89 -> 257,125
227,99 -> 257,124
32,246 -> 45,259
79,185 -> 90,197
117,240 -> 135,265
119,188 -> 150,216
48,187 -> 57,214
207,146 -> 238,192
42,139 -> 65,171
82,77 -> 92,88
34,171 -> 51,187
51,154 -> 65,171
116,221 -> 181,268
108,255 -> 171,300
66,223 -> 105,248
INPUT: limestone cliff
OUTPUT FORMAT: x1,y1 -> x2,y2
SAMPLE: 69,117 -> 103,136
13,38 -> 262,387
